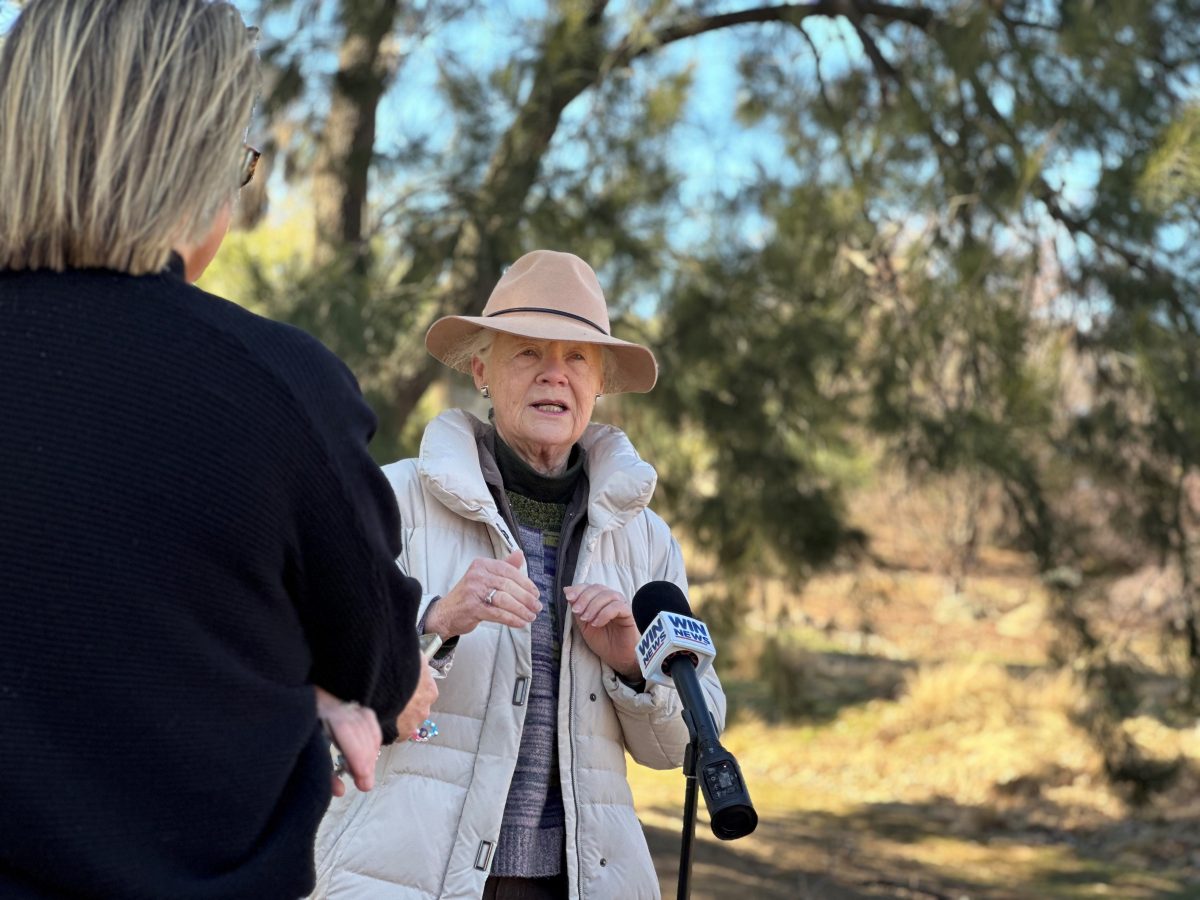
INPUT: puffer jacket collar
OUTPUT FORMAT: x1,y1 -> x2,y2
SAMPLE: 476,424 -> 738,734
417,409 -> 657,535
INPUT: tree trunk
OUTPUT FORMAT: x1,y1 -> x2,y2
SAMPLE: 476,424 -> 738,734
313,0 -> 400,270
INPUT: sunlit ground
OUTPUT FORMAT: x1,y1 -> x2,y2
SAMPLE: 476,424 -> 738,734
629,477 -> 1200,899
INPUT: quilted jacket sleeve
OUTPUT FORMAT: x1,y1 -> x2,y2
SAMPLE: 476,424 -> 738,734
602,514 -> 727,770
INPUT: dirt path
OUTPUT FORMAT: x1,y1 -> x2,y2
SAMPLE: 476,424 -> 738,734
644,818 -> 875,899
642,802 -> 1200,900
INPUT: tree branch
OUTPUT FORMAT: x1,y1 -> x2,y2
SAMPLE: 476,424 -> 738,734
1040,186 -> 1200,338
387,0 -> 938,427
834,0 -> 903,101
615,0 -> 933,65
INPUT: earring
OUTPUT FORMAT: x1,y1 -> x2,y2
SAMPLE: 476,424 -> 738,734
481,385 -> 490,399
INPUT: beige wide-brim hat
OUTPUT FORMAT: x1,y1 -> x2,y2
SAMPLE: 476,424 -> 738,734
425,249 -> 658,394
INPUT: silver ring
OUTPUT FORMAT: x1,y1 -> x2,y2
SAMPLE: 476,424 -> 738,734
484,588 -> 498,606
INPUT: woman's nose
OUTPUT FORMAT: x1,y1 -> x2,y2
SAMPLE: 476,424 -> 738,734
537,356 -> 569,382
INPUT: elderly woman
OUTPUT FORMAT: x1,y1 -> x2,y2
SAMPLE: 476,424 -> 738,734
313,250 -> 727,899
0,2 -> 433,897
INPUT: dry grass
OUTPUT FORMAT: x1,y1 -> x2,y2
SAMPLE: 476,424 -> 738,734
632,467 -> 1200,898
631,658 -> 1200,898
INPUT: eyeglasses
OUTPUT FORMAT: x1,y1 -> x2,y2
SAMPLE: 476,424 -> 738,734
239,144 -> 261,188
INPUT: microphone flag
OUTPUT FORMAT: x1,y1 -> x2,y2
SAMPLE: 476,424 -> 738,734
634,608 -> 716,688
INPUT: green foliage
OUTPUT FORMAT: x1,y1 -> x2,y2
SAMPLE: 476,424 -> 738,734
1140,102 -> 1200,215
227,3 -> 1200,677
642,182 -> 879,575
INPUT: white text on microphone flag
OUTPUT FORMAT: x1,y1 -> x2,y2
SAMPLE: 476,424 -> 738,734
635,611 -> 716,688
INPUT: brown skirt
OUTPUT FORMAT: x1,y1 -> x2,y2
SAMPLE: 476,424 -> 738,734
482,872 -> 569,900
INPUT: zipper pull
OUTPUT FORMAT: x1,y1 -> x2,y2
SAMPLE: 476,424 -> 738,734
495,521 -> 517,552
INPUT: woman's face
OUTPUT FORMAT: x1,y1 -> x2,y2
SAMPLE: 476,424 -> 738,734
177,201 -> 232,283
473,333 -> 603,475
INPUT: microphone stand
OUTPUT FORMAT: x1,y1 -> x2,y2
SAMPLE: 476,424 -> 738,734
677,723 -> 700,900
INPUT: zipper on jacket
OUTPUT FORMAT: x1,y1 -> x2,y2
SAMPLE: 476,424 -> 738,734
562,529 -> 599,898
554,510 -> 585,639
553,512 -> 574,605
495,522 -> 518,555
567,626 -> 584,897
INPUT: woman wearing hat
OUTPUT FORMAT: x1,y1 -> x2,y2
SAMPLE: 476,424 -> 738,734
313,250 -> 727,899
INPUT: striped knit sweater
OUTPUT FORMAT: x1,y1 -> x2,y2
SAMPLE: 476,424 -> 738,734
490,438 -> 584,878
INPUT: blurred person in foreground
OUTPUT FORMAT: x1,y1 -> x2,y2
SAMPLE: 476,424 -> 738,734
0,2 -> 435,897
312,250 -> 727,899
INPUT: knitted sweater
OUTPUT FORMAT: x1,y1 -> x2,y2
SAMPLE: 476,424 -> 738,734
489,439 -> 585,877
0,260 -> 423,899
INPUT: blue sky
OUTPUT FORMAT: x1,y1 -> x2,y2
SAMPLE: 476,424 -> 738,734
148,0 -> 860,277
3,0 -> 1193,315
0,0 -> 834,264
226,1 -> 858,247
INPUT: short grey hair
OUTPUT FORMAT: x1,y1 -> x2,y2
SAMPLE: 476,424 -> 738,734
439,328 -> 623,393
440,329 -> 498,375
0,0 -> 259,274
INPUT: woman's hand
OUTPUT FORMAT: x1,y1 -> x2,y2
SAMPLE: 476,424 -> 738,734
565,584 -> 641,680
393,662 -> 439,740
424,549 -> 540,639
315,686 -> 382,796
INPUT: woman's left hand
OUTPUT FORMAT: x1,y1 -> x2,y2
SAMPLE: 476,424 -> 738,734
564,584 -> 641,680
315,686 -> 382,796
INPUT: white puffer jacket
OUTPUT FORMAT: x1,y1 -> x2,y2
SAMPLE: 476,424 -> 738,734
311,410 -> 726,899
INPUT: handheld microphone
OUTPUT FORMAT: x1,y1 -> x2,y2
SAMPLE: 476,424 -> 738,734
634,586 -> 717,689
632,582 -> 757,840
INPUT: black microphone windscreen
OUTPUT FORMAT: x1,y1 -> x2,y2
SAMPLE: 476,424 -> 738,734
632,581 -> 695,633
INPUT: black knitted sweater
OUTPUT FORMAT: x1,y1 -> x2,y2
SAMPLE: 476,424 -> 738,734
0,259 -> 422,899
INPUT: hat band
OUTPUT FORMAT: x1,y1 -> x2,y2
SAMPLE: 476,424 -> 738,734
486,306 -> 608,336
